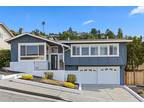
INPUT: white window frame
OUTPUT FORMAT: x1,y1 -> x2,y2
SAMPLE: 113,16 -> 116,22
81,46 -> 90,56
51,46 -> 58,54
90,45 -> 99,56
71,43 -> 119,57
18,43 -> 47,61
71,45 -> 81,56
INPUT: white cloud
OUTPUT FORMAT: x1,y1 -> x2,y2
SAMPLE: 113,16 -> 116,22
130,6 -> 144,15
82,20 -> 95,25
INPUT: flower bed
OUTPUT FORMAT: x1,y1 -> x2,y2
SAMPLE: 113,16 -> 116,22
21,75 -> 79,89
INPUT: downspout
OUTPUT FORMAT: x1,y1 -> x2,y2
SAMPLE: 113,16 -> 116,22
61,45 -> 70,70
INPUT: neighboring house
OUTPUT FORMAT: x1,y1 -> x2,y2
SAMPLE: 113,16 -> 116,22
0,23 -> 14,50
6,33 -> 132,85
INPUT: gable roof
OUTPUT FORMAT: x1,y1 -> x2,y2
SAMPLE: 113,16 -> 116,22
6,33 -> 69,48
0,23 -> 14,37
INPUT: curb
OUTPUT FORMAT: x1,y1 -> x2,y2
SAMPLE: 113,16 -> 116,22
0,86 -> 71,102
123,85 -> 144,102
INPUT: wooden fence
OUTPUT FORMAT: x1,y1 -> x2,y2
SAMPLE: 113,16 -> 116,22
125,71 -> 144,85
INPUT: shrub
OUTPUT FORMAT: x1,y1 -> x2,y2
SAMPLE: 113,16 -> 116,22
137,89 -> 144,94
63,82 -> 76,89
22,74 -> 33,80
44,72 -> 53,79
67,74 -> 76,83
0,50 -> 10,68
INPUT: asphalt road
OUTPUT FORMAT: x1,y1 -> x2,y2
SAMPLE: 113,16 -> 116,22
0,89 -> 61,102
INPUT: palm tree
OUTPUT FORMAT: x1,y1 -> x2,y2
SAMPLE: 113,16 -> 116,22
42,21 -> 46,33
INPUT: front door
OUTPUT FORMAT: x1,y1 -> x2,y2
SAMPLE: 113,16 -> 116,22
51,55 -> 58,70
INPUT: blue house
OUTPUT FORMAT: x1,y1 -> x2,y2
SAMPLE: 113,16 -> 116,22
6,33 -> 132,85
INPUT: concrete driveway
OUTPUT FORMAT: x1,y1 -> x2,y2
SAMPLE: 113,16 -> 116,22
0,79 -> 139,102
81,84 -> 139,102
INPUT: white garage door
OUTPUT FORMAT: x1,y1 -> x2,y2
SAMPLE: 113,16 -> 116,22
78,66 -> 120,84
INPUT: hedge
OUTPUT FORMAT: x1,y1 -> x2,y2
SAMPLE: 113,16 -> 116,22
0,50 -> 10,68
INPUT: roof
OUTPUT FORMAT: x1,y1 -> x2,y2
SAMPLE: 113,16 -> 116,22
6,33 -> 70,48
0,23 -> 14,37
58,39 -> 133,44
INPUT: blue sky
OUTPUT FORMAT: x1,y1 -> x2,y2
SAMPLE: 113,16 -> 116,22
0,6 -> 144,36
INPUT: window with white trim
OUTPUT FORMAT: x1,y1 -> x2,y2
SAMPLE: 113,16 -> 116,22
100,46 -> 108,55
19,44 -> 45,60
91,46 -> 98,55
51,46 -> 58,53
71,44 -> 119,57
109,45 -> 118,55
81,46 -> 89,55
72,46 -> 80,55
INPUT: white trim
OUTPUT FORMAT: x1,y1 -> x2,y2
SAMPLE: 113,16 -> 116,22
51,46 -> 58,53
59,39 -> 132,44
18,43 -> 47,61
50,53 -> 64,70
6,33 -> 70,48
71,43 -> 119,57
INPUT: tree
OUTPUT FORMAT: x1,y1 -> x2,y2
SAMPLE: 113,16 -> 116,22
126,36 -> 144,71
90,28 -> 97,35
10,30 -> 18,36
42,21 -> 46,33
90,28 -> 98,39
18,28 -> 23,34
105,29 -> 115,39
67,27 -> 73,33
117,28 -> 123,39
97,30 -> 101,39
31,29 -> 40,36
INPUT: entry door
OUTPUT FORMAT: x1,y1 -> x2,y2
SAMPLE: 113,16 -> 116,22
51,55 -> 58,70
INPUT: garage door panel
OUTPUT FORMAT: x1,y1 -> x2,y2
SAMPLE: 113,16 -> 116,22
97,67 -> 120,84
80,72 -> 97,84
98,71 -> 120,84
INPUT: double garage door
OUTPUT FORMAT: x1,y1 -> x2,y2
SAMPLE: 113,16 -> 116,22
78,66 -> 120,84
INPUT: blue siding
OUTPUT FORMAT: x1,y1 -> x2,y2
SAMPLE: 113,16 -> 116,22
120,66 -> 125,85
65,43 -> 127,66
10,34 -> 62,62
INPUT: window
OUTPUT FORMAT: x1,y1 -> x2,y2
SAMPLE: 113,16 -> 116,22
19,43 -> 45,61
51,46 -> 58,53
26,46 -> 39,56
71,44 -> 119,57
109,45 -> 118,55
100,46 -> 108,55
81,46 -> 89,55
72,46 -> 80,55
91,46 -> 98,55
